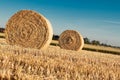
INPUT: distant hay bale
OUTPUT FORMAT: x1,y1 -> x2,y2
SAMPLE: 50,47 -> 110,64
59,30 -> 84,51
5,10 -> 53,50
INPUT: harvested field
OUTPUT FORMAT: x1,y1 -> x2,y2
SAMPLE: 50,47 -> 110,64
0,39 -> 120,80
0,33 -> 5,36
0,33 -> 5,38
84,44 -> 120,55
51,40 -> 120,55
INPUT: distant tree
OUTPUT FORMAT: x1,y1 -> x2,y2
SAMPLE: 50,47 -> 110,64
83,37 -> 120,48
91,40 -> 100,45
101,43 -> 107,46
52,34 -> 59,40
0,28 -> 5,33
107,45 -> 112,47
84,37 -> 90,44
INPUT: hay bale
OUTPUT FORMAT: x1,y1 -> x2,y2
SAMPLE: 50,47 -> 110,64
5,10 -> 53,50
59,30 -> 84,51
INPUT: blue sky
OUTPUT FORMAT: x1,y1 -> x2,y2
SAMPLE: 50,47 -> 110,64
0,0 -> 120,46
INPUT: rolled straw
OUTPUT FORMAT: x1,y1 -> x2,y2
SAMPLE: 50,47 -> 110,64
5,10 -> 53,50
59,30 -> 84,51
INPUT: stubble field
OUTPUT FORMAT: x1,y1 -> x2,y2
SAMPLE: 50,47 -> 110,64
0,38 -> 120,80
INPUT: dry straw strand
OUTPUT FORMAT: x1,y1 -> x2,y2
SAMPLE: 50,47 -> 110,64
59,30 -> 84,51
5,10 -> 53,50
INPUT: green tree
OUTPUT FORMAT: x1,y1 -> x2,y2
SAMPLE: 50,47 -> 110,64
84,37 -> 90,44
91,40 -> 100,45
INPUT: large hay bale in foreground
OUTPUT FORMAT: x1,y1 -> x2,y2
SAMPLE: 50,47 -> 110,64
5,10 -> 53,50
59,30 -> 84,51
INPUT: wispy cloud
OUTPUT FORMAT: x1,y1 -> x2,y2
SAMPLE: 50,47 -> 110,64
103,20 -> 120,25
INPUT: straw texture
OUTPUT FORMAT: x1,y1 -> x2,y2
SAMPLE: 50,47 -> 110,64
5,10 -> 53,50
59,30 -> 84,51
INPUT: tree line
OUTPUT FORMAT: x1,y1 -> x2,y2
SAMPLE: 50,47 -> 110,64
84,37 -> 120,48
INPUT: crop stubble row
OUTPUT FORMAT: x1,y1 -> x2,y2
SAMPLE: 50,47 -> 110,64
0,44 -> 120,80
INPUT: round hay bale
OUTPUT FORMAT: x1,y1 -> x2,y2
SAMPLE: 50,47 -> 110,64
5,10 -> 53,50
59,30 -> 84,51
